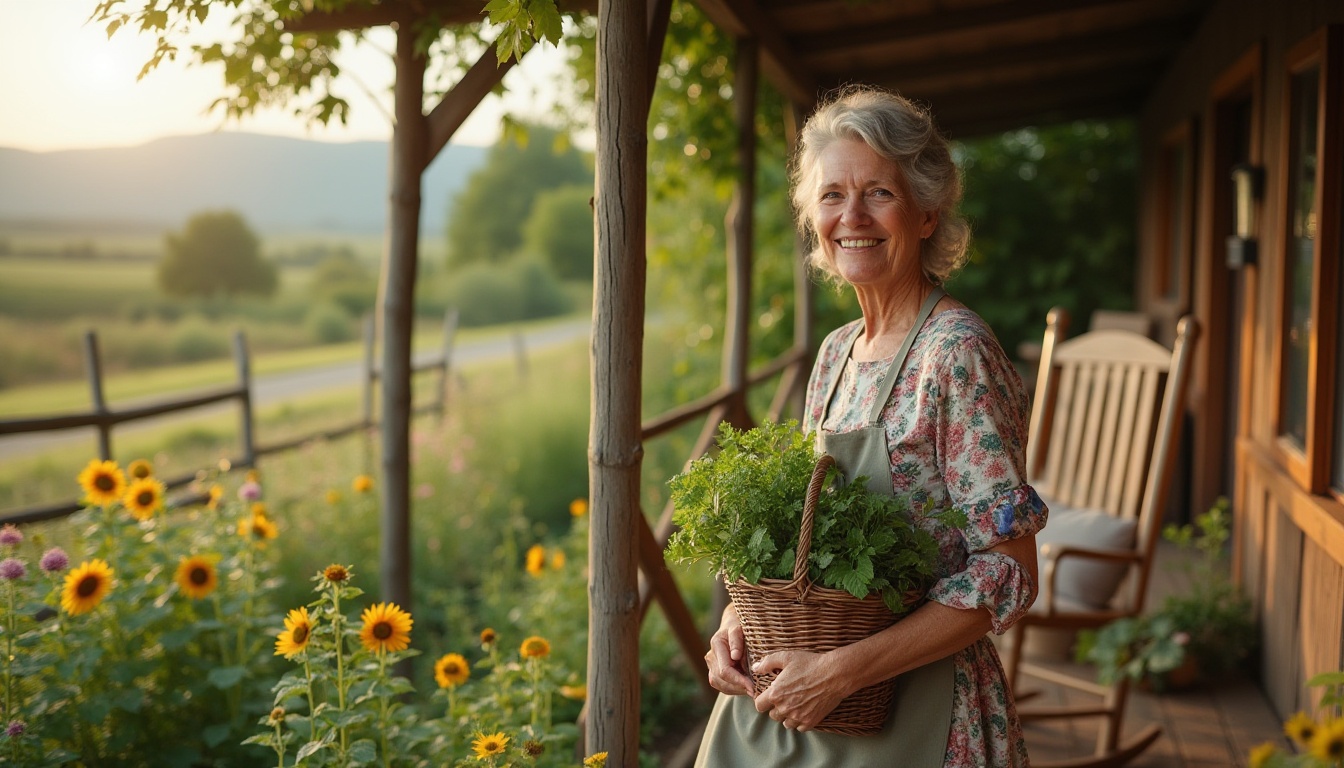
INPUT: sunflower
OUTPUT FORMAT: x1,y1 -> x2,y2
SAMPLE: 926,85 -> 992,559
123,478 -> 165,521
207,483 -> 224,510
1247,741 -> 1277,768
525,544 -> 545,576
359,602 -> 413,654
479,627 -> 497,647
522,740 -> 544,758
239,513 -> 278,544
434,653 -> 470,688
251,502 -> 269,519
325,489 -> 342,505
174,555 -> 218,599
323,564 -> 350,583
127,459 -> 153,480
1285,711 -> 1318,746
583,751 -> 608,767
61,559 -> 114,615
559,683 -> 587,701
77,460 -> 125,507
352,474 -> 374,493
551,549 -> 566,570
520,635 -> 551,660
1310,719 -> 1344,763
275,607 -> 315,658
470,731 -> 509,759
569,498 -> 588,517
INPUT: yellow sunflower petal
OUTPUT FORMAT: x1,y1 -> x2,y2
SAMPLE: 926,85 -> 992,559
61,559 -> 114,615
358,602 -> 413,654
174,555 -> 218,600
77,460 -> 126,507
275,607 -> 314,658
123,478 -> 166,521
434,653 -> 470,688
470,731 -> 510,759
520,635 -> 551,659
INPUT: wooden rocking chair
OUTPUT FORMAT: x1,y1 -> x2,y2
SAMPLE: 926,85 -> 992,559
1004,307 -> 1200,768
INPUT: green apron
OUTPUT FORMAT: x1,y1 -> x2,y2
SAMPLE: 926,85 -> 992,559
695,288 -> 956,767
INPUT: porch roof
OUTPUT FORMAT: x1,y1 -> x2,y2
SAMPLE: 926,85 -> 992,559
695,0 -> 1213,136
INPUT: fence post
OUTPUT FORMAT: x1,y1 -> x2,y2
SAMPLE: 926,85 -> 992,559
83,330 -> 112,460
438,308 -> 459,417
233,331 -> 256,467
362,315 -> 377,429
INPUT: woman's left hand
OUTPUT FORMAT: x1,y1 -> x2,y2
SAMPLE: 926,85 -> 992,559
750,650 -> 851,732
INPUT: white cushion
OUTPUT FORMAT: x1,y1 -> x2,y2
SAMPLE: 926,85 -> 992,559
1035,503 -> 1137,609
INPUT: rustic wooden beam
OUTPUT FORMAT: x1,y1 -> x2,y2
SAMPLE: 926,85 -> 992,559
692,0 -> 816,108
587,0 -> 647,761
839,19 -> 1190,93
794,0 -> 1196,57
378,22 -> 428,626
720,34 -> 757,427
424,46 -> 516,163
645,0 -> 674,115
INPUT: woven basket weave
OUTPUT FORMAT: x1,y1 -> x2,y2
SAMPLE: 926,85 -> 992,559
725,454 -> 919,736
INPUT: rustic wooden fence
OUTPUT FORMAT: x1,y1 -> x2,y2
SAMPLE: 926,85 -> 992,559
0,310 -> 459,525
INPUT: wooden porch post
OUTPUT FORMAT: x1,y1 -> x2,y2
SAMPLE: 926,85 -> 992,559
378,21 -> 427,615
588,0 -> 646,761
722,36 -> 759,428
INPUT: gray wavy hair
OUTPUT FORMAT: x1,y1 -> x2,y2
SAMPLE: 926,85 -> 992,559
790,86 -> 970,285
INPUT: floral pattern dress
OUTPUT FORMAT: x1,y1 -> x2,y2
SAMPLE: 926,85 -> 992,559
804,308 -> 1047,767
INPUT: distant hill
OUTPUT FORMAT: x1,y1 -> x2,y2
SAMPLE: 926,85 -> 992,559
0,133 -> 488,235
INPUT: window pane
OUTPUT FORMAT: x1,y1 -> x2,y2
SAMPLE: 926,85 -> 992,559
1280,66 -> 1319,450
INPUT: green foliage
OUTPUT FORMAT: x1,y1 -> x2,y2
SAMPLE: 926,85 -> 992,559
309,249 -> 376,318
522,185 -> 594,281
1156,497 -> 1257,680
1078,497 -> 1257,689
1074,613 -> 1188,688
484,0 -> 563,64
666,421 -> 951,612
159,210 -> 277,299
0,467 -> 283,764
445,125 -> 592,270
948,121 -> 1139,355
305,302 -> 357,344
442,258 -> 572,327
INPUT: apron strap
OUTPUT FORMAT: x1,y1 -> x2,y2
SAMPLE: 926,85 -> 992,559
865,286 -> 945,426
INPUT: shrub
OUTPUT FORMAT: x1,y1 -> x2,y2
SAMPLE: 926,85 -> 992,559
447,258 -> 571,327
170,315 -> 232,363
305,302 -> 356,345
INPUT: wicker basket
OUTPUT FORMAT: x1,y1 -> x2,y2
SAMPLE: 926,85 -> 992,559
725,454 -> 920,736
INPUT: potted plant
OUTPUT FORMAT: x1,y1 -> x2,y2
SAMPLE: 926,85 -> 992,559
1077,497 -> 1257,690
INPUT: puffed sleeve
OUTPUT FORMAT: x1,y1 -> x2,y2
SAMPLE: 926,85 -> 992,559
923,331 -> 1048,634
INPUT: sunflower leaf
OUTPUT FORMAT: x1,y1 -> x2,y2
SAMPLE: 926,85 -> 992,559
296,735 -> 333,761
206,665 -> 247,689
347,739 -> 378,764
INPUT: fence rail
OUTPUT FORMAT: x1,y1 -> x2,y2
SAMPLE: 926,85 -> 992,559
0,311 -> 459,525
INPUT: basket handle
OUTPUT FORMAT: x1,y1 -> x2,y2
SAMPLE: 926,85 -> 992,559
792,454 -> 836,585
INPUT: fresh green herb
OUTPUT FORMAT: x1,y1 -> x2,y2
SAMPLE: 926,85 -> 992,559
666,420 -> 955,613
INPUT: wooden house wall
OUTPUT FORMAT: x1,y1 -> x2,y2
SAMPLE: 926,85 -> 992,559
1136,0 -> 1344,718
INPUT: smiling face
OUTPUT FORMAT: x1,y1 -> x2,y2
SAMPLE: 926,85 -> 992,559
812,138 -> 937,291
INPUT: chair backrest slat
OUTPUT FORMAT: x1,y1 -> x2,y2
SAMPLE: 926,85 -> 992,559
1026,313 -> 1200,613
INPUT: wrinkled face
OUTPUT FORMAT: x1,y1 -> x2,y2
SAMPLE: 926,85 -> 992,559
813,138 -> 936,289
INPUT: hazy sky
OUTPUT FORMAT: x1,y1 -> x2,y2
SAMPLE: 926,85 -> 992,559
0,1 -> 571,152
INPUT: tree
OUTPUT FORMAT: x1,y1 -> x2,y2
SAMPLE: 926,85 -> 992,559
158,210 -> 277,298
521,184 -> 594,280
444,124 -> 592,268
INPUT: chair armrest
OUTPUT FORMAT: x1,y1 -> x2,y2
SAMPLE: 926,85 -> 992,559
1037,545 -> 1143,616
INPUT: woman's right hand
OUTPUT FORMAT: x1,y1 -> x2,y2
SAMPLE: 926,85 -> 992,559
705,604 -> 755,697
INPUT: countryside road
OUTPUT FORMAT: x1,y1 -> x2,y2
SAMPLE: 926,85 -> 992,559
0,318 -> 591,462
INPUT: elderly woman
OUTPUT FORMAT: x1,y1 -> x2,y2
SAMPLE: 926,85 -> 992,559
696,86 -> 1045,766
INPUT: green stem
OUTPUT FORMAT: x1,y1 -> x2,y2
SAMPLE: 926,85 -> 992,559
212,594 -> 240,724
303,655 -> 317,738
274,717 -> 286,768
5,579 -> 15,723
378,652 -> 390,768
332,589 -> 348,758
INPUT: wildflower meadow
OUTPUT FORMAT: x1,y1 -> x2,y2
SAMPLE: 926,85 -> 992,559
0,456 -> 633,766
